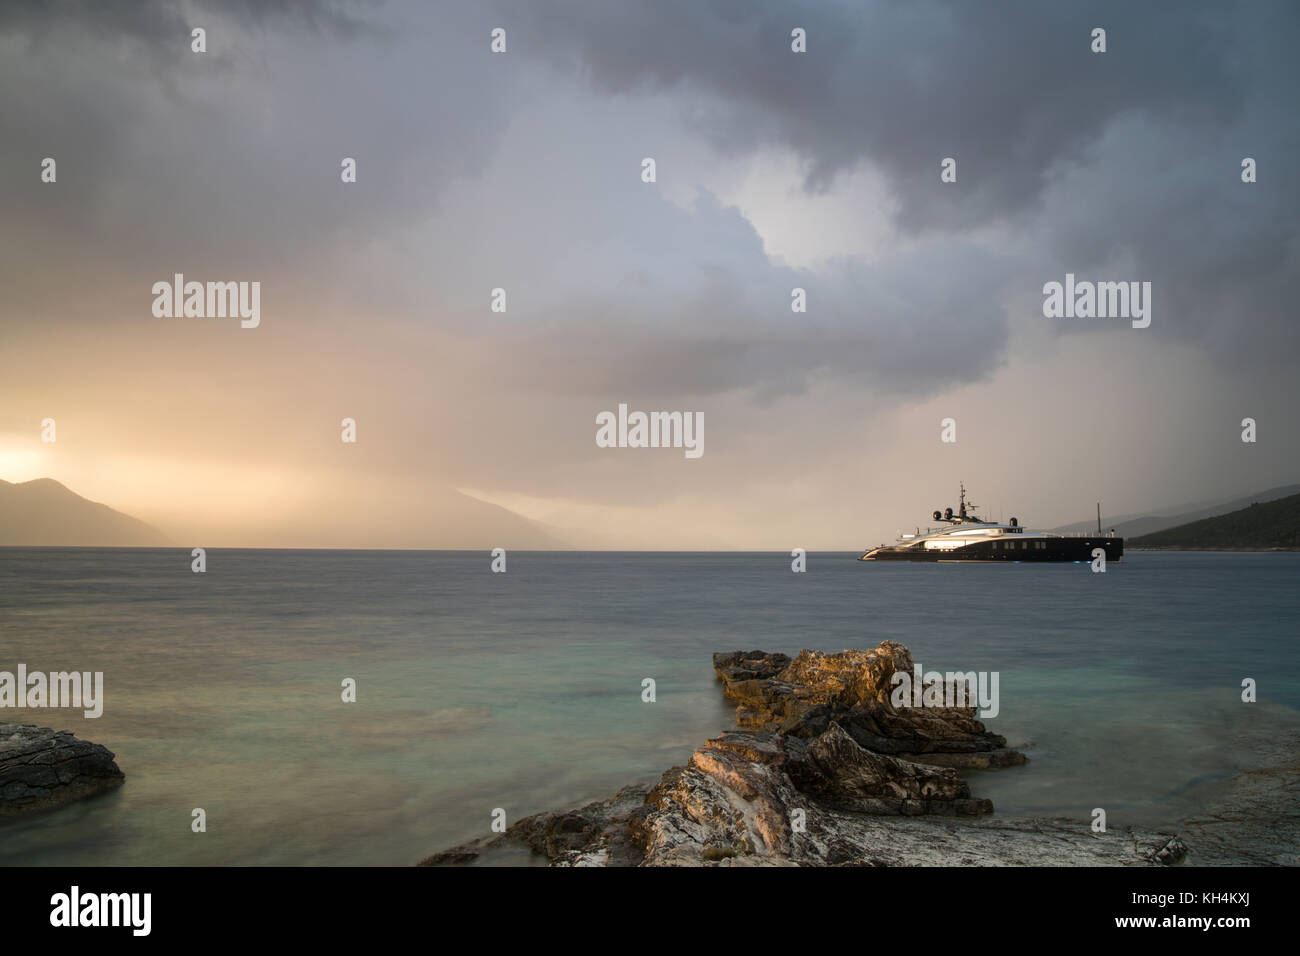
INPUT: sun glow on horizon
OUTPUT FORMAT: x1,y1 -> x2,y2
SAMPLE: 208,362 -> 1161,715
0,439 -> 52,484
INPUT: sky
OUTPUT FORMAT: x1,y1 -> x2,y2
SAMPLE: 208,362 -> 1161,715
1,0 -> 1297,549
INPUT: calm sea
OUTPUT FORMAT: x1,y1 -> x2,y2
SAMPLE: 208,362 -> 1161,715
1,548 -> 1297,865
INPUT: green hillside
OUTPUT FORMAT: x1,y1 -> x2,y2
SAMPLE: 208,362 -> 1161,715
1130,491 -> 1300,550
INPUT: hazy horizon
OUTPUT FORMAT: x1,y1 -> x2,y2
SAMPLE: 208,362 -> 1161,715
4,472 -> 1296,552
3,1 -> 1297,550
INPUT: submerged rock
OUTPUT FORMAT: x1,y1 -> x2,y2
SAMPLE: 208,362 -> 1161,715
421,641 -> 1181,867
0,723 -> 125,817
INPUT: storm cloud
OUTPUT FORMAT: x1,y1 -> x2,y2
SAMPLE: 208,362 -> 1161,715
0,1 -> 1296,547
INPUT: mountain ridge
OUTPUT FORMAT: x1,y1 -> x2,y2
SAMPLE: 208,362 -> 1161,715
0,478 -> 172,547
1052,483 -> 1300,539
0,477 -> 566,550
1129,492 -> 1300,551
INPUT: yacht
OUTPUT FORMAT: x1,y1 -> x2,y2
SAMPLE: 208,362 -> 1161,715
859,484 -> 1123,563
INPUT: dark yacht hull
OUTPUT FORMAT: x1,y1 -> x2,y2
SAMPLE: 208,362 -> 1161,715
860,537 -> 1124,563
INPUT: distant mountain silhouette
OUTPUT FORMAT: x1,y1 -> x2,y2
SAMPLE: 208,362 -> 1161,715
0,478 -> 171,546
0,477 -> 566,550
1053,483 -> 1300,538
1130,492 -> 1300,550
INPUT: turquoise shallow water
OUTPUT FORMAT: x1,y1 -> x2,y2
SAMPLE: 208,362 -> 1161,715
1,548 -> 1297,865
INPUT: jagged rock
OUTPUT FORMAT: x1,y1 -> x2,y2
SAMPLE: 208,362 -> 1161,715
421,642 -> 1186,867
710,650 -> 791,683
785,722 -> 992,816
424,761 -> 1183,867
1151,836 -> 1188,865
712,644 -> 1022,768
621,723 -> 997,865
903,749 -> 1028,770
0,723 -> 125,816
419,784 -> 651,867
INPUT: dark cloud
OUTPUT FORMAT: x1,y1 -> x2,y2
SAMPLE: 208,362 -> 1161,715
0,0 -> 375,44
498,236 -> 1014,402
493,0 -> 1300,369
494,0 -> 1267,228
0,0 -> 505,302
1,0 -> 1297,402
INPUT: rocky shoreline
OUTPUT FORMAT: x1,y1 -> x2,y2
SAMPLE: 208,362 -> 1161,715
422,641 -> 1191,866
0,723 -> 125,817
